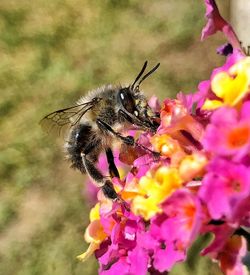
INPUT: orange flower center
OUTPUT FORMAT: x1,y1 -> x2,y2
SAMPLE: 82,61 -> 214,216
227,126 -> 250,149
183,204 -> 196,229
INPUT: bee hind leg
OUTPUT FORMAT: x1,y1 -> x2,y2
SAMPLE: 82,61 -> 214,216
105,148 -> 120,179
82,143 -> 129,209
81,150 -> 118,200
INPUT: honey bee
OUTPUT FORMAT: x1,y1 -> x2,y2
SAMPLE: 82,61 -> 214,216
40,61 -> 160,202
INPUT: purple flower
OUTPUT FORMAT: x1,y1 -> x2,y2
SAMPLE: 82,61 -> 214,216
217,43 -> 233,56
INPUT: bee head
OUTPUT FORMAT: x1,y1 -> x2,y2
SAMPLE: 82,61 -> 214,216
118,61 -> 160,132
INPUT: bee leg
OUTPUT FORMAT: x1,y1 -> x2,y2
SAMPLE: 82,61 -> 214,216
82,141 -> 129,209
106,148 -> 120,179
96,119 -> 134,146
97,119 -> 160,159
81,148 -> 118,201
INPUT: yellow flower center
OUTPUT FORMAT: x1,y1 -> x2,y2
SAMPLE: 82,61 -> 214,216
202,57 -> 250,110
131,167 -> 183,220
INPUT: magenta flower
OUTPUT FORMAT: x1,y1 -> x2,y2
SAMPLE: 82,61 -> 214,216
97,210 -> 154,274
202,102 -> 250,161
201,0 -> 224,41
199,158 -> 250,222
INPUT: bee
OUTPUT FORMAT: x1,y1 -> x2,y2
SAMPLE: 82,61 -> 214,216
40,61 -> 160,202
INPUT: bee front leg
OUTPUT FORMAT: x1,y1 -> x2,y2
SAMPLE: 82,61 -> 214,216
96,119 -> 134,146
96,119 -> 160,159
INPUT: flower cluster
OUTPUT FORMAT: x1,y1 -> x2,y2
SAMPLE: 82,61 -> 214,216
78,1 -> 250,274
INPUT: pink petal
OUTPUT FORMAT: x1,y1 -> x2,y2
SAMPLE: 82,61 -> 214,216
153,242 -> 186,272
201,0 -> 242,52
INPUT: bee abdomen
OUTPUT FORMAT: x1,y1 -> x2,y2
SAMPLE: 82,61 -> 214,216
66,144 -> 86,173
65,124 -> 93,174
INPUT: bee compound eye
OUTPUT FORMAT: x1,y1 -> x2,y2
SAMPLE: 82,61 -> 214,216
120,92 -> 125,100
119,90 -> 135,113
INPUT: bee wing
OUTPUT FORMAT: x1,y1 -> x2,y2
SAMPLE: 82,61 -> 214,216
40,97 -> 101,137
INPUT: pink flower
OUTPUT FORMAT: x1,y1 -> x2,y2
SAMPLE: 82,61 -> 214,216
160,189 -> 203,247
158,99 -> 205,152
203,231 -> 248,275
158,99 -> 187,132
218,235 -> 248,275
148,214 -> 186,272
199,158 -> 250,222
127,189 -> 205,273
177,80 -> 212,115
202,102 -> 250,161
153,242 -> 186,272
211,51 -> 244,78
202,223 -> 235,257
99,256 -> 130,275
96,204 -> 148,273
201,0 -> 242,52
127,246 -> 149,275
148,95 -> 161,113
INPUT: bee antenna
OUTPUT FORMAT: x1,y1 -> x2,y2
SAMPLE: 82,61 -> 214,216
136,63 -> 160,88
131,61 -> 148,90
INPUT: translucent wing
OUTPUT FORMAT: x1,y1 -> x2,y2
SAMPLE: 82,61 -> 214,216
40,97 -> 101,136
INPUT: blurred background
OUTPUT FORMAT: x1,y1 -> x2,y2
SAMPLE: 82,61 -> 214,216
0,0 -> 230,274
